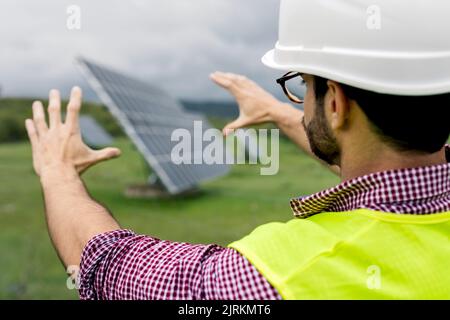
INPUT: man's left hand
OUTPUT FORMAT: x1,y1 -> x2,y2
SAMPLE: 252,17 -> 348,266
25,86 -> 121,177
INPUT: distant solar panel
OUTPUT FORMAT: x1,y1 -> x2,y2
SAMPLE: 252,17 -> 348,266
79,115 -> 113,148
77,57 -> 229,194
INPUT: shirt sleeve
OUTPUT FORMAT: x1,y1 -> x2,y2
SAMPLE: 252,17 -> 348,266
78,229 -> 281,300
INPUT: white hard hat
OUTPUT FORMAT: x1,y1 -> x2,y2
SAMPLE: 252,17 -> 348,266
262,0 -> 450,96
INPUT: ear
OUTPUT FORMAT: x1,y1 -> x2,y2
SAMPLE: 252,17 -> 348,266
326,80 -> 350,130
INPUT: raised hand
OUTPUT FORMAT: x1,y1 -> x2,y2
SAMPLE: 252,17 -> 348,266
25,87 -> 121,176
210,72 -> 285,135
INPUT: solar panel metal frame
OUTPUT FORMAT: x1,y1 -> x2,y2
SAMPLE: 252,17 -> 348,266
77,57 -> 229,194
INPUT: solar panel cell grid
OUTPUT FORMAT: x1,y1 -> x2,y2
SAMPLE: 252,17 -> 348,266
78,58 -> 229,194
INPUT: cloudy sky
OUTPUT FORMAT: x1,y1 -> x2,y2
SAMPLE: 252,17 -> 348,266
0,0 -> 283,101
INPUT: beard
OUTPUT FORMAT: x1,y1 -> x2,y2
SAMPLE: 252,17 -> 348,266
302,104 -> 341,166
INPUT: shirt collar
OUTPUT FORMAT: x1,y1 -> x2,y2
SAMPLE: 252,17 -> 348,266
291,144 -> 450,218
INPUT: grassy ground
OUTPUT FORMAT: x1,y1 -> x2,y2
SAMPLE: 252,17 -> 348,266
0,137 -> 339,299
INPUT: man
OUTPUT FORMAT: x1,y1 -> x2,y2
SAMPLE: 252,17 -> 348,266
26,0 -> 450,299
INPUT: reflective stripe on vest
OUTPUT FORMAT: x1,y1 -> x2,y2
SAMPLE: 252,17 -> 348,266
228,209 -> 450,299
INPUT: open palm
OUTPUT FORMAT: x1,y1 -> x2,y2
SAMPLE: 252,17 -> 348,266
25,87 -> 121,176
210,72 -> 283,135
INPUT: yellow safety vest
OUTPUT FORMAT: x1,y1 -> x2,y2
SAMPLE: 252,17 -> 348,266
229,209 -> 450,299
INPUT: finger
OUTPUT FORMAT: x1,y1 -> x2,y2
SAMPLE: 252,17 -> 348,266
212,72 -> 250,91
222,117 -> 249,136
210,72 -> 233,89
48,89 -> 61,128
94,147 -> 122,162
225,72 -> 242,81
79,147 -> 121,174
25,119 -> 41,175
32,101 -> 48,135
65,86 -> 83,131
25,119 -> 39,149
213,71 -> 241,80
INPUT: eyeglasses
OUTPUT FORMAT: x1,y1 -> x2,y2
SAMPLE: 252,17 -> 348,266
276,71 -> 305,104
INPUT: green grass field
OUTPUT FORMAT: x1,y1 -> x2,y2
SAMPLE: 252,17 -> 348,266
0,137 -> 339,299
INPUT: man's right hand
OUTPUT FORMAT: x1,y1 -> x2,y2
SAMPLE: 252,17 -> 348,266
210,71 -> 341,176
210,72 -> 285,135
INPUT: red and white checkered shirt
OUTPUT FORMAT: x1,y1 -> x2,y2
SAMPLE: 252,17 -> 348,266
78,145 -> 450,300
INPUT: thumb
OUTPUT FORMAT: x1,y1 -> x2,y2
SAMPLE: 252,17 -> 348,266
222,117 -> 249,136
210,72 -> 237,95
94,147 -> 122,162
78,147 -> 122,174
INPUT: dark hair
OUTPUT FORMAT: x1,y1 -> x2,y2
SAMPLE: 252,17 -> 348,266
313,76 -> 450,153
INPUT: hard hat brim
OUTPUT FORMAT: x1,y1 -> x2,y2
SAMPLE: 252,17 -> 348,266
262,49 -> 450,96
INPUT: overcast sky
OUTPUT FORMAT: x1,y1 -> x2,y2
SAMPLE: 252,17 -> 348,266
0,0 -> 284,101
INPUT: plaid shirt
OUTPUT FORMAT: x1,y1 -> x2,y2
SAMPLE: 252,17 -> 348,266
79,145 -> 450,300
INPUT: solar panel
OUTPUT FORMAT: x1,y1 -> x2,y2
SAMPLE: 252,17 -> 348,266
77,57 -> 230,194
79,115 -> 113,148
